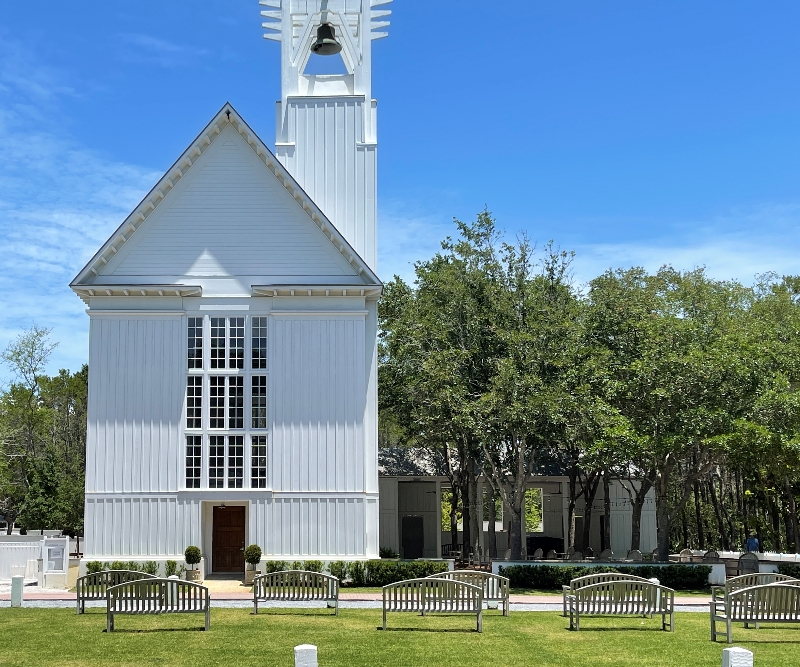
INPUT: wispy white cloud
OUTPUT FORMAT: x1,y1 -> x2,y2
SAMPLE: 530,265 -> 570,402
0,39 -> 158,385
117,33 -> 208,68
571,203 -> 800,287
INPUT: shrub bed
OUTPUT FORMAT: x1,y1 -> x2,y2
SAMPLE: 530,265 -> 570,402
778,563 -> 800,579
498,564 -> 711,590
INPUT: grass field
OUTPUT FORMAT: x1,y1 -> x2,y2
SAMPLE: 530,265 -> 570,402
1,608 -> 797,667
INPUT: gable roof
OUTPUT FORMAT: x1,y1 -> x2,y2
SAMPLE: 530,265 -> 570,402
71,102 -> 381,292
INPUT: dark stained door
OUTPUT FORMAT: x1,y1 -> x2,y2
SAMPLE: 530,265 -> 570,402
212,506 -> 245,572
401,515 -> 424,559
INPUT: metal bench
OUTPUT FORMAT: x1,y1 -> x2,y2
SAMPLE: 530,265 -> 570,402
252,570 -> 339,615
106,578 -> 210,632
427,571 -> 510,616
562,572 -> 655,618
710,582 -> 800,643
566,580 -> 675,632
76,570 -> 156,614
382,578 -> 483,632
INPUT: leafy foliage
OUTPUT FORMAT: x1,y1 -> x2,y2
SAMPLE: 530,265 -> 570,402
498,564 -> 711,590
184,546 -> 201,567
244,544 -> 262,567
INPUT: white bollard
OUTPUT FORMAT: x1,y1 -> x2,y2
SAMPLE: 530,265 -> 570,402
294,644 -> 318,667
722,647 -> 754,667
11,576 -> 24,608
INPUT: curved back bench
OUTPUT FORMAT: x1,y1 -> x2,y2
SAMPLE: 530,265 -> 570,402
106,579 -> 210,632
252,570 -> 339,615
562,572 -> 655,618
566,580 -> 675,632
427,571 -> 510,615
710,582 -> 800,643
382,578 -> 483,632
76,570 -> 156,614
711,572 -> 798,606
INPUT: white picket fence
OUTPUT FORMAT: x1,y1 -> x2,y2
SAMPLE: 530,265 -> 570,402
0,542 -> 41,579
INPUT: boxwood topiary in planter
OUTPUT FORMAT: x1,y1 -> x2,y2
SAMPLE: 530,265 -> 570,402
244,544 -> 262,570
184,546 -> 202,581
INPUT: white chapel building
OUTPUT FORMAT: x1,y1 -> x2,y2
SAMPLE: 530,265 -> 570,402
71,1 -> 392,573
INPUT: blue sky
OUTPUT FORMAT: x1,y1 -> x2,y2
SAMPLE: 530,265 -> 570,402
1,1 -> 799,380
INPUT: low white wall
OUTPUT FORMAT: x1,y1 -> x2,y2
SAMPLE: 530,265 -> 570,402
0,542 -> 42,579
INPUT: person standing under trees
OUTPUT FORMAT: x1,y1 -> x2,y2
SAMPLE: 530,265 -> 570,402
746,530 -> 760,553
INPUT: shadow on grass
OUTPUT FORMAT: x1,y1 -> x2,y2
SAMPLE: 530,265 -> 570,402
103,627 -> 207,634
567,627 -> 672,633
250,610 -> 338,617
378,627 -> 479,633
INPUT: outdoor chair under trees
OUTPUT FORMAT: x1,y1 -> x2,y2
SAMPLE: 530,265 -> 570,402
627,549 -> 643,562
531,548 -> 543,560
738,552 -> 759,575
599,549 -> 614,561
651,548 -> 660,562
546,550 -> 557,560
703,550 -> 721,563
584,547 -> 594,558
679,549 -> 694,563
570,551 -> 584,562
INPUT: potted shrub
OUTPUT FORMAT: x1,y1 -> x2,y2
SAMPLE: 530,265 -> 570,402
184,546 -> 202,582
244,544 -> 262,584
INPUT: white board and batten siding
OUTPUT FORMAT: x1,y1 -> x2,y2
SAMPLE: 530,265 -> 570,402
277,97 -> 378,272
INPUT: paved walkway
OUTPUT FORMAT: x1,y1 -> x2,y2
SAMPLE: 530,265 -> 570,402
0,579 -> 710,611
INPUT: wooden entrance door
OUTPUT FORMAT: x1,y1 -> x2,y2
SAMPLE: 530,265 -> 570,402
401,515 -> 424,559
212,506 -> 245,572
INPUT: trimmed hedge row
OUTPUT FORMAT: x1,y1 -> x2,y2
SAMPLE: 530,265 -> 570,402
778,563 -> 800,579
259,559 -> 448,586
498,564 -> 711,591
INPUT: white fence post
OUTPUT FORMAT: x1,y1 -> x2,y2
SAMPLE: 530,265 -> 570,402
11,575 -> 24,607
294,644 -> 318,667
722,647 -> 753,667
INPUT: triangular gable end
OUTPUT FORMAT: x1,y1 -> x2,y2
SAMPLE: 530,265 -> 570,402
71,103 -> 381,290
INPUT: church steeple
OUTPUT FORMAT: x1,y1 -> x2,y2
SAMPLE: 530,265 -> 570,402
261,0 -> 391,272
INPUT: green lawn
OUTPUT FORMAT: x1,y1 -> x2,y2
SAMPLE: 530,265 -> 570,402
1,608 -> 797,667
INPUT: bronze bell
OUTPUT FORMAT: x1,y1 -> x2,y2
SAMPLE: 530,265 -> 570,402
311,23 -> 342,56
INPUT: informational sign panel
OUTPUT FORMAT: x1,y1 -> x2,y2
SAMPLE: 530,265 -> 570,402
41,537 -> 69,573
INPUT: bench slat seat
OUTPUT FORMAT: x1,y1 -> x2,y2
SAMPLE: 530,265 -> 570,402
710,582 -> 800,643
76,570 -> 156,614
566,580 -> 675,632
427,571 -> 510,616
106,579 -> 210,632
382,578 -> 483,632
561,572 -> 655,618
252,570 -> 339,615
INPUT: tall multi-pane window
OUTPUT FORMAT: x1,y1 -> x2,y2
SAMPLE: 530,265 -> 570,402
185,316 -> 269,489
209,436 -> 225,488
252,376 -> 267,429
252,317 -> 268,369
186,377 -> 202,429
210,318 -> 226,369
229,318 -> 245,369
186,436 -> 202,488
251,436 -> 267,488
209,376 -> 226,429
228,377 -> 244,428
188,317 -> 203,369
228,436 -> 244,488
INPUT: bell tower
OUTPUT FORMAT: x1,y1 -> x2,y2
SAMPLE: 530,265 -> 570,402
262,0 -> 392,272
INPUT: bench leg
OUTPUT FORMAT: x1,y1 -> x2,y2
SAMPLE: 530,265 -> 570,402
334,598 -> 338,617
477,609 -> 482,633
107,611 -> 113,634
726,618 -> 732,644
710,604 -> 716,641
382,607 -> 387,631
253,600 -> 258,615
205,608 -> 210,631
504,597 -> 509,617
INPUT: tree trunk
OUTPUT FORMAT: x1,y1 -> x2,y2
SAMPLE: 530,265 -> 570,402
603,472 -> 611,553
450,486 -> 460,550
582,475 -> 600,553
461,478 -> 472,559
488,489 -> 498,559
567,471 -> 579,551
707,477 -> 730,550
468,465 -> 480,556
630,488 -> 647,552
693,480 -> 705,550
785,477 -> 800,554
656,466 -> 673,562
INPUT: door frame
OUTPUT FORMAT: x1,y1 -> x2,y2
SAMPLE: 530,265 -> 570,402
202,501 -> 249,574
